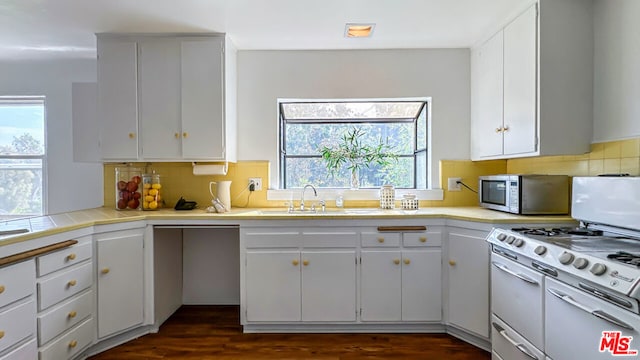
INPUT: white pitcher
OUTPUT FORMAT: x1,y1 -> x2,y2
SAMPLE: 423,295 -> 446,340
209,181 -> 232,211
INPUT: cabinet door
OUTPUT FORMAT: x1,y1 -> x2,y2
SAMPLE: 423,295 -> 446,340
245,251 -> 301,322
360,251 -> 402,321
97,39 -> 139,160
447,231 -> 490,338
471,30 -> 504,159
139,38 -> 182,159
181,38 -> 225,160
301,251 -> 356,322
503,4 -> 537,156
401,249 -> 442,321
97,232 -> 144,338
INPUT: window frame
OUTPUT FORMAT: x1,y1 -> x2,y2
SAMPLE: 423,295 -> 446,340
0,96 -> 47,218
278,98 -> 428,190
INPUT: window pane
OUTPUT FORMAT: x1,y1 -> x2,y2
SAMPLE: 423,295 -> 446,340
416,150 -> 427,189
0,101 -> 45,155
0,159 -> 43,216
282,101 -> 423,120
417,106 -> 427,151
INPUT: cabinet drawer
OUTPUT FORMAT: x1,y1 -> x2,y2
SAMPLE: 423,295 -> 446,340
37,240 -> 92,277
243,232 -> 300,248
361,232 -> 400,247
39,317 -> 93,360
0,260 -> 35,309
38,262 -> 92,311
403,232 -> 442,247
38,290 -> 93,346
302,232 -> 357,248
0,338 -> 36,360
0,299 -> 36,354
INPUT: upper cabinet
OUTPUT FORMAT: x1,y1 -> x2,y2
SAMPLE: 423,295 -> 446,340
470,0 -> 593,161
96,33 -> 237,162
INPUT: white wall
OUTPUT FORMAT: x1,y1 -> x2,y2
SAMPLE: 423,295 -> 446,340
0,59 -> 102,214
593,0 -> 640,142
236,49 -> 470,189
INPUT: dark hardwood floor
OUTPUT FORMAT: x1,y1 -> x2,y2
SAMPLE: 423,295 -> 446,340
89,306 -> 490,359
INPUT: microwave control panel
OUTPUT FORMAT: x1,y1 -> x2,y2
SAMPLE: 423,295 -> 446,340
509,181 -> 519,212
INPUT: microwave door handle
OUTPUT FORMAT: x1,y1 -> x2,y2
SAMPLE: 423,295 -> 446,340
492,261 -> 539,285
547,288 -> 634,330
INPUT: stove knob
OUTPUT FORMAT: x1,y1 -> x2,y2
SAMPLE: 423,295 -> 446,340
573,258 -> 589,269
590,263 -> 607,276
534,246 -> 547,256
559,252 -> 575,265
506,236 -> 515,244
497,233 -> 507,241
513,238 -> 525,247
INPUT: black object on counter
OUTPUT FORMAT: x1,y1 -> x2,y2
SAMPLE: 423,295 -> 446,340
174,197 -> 197,210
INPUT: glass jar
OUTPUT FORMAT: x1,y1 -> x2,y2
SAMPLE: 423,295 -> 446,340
379,184 -> 395,209
401,193 -> 419,210
115,167 -> 143,210
142,172 -> 162,210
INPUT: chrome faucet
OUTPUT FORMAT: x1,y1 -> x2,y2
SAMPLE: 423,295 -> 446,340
300,184 -> 317,211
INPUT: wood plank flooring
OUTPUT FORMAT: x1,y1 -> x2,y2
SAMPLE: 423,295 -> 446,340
89,306 -> 490,359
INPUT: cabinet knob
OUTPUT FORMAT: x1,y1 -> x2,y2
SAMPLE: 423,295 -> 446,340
495,127 -> 503,133
503,125 -> 509,132
68,310 -> 77,318
0,330 -> 4,339
292,259 -> 299,266
128,132 -> 135,139
403,258 -> 411,265
449,260 -> 457,266
393,258 -> 400,265
419,237 -> 427,243
67,253 -> 76,261
303,260 -> 309,266
0,285 -> 4,294
69,340 -> 78,348
183,132 -> 189,138
68,280 -> 77,287
377,237 -> 385,243
101,268 -> 110,274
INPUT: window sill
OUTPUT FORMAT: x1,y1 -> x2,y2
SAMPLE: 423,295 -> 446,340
266,188 -> 444,202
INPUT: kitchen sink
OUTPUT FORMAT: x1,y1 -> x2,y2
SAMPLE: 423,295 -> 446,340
0,228 -> 30,236
257,208 -> 397,216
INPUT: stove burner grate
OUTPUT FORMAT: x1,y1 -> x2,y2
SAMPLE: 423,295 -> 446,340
607,251 -> 640,267
511,227 -> 604,237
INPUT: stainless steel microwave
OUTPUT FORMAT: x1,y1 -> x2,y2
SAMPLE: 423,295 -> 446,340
478,175 -> 570,215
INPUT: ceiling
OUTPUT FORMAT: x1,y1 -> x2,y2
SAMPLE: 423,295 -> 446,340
0,0 -> 530,60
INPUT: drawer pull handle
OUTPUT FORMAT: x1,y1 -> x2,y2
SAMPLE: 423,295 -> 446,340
377,237 -> 385,243
393,259 -> 400,265
67,253 -> 77,261
101,268 -> 110,274
404,258 -> 411,265
419,237 -> 427,243
68,280 -> 77,287
292,259 -> 299,266
69,340 -> 78,348
128,133 -> 135,139
68,311 -> 77,318
303,260 -> 309,266
0,285 -> 4,294
449,260 -> 456,266
0,330 -> 4,339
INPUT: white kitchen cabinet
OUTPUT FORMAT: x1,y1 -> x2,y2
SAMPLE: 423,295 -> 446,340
96,33 -> 236,162
470,0 -> 593,160
95,227 -> 145,338
446,228 -> 490,338
0,260 -> 36,358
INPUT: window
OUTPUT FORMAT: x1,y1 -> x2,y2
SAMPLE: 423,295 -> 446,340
279,99 -> 428,189
0,97 -> 46,218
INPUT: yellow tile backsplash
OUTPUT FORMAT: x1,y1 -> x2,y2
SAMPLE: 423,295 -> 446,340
103,137 -> 640,209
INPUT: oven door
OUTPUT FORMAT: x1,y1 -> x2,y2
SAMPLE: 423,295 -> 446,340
546,277 -> 640,359
492,314 -> 544,360
491,252 -> 544,351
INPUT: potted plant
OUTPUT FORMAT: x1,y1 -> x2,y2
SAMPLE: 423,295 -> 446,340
319,128 -> 398,189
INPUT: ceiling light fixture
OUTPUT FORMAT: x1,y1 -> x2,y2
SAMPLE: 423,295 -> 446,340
345,23 -> 375,38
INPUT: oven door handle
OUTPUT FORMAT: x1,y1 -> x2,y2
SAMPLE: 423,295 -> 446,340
547,288 -> 635,330
492,261 -> 539,285
492,322 -> 539,360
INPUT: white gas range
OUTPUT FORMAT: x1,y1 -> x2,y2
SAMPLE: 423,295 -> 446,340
487,176 -> 640,360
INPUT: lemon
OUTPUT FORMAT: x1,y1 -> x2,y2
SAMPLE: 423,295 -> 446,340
145,195 -> 155,202
143,183 -> 152,189
149,201 -> 158,209
149,189 -> 158,196
143,201 -> 149,209
152,183 -> 162,189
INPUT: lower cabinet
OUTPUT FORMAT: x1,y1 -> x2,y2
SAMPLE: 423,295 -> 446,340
446,227 -> 490,338
0,260 -> 36,359
96,227 -> 145,339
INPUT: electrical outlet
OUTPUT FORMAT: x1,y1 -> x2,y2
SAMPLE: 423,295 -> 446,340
448,177 -> 462,191
249,177 -> 262,191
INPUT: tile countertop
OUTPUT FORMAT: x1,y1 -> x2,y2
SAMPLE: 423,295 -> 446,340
0,206 -> 575,248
